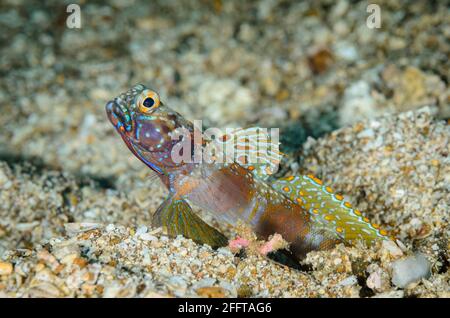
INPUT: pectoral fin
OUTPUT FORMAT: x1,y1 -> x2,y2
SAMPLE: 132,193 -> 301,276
152,196 -> 228,249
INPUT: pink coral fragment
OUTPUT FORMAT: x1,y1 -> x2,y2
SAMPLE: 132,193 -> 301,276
258,233 -> 288,255
228,236 -> 250,253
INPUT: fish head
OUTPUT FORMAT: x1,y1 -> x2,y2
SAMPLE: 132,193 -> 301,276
106,84 -> 194,174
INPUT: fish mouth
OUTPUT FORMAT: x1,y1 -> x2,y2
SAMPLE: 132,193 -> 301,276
105,100 -> 129,132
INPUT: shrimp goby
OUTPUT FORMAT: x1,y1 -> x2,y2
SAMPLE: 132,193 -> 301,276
106,84 -> 395,261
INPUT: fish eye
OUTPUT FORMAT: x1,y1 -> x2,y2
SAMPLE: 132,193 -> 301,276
143,97 -> 155,108
138,90 -> 160,113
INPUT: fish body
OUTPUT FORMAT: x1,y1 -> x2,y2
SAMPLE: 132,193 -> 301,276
106,84 -> 392,260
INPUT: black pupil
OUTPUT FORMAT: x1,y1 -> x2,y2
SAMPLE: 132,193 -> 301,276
143,97 -> 155,108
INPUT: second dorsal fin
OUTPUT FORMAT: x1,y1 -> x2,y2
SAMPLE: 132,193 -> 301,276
272,175 -> 392,246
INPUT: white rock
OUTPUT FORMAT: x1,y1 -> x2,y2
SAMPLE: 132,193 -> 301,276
331,0 -> 349,18
105,224 -> 115,232
83,209 -> 98,218
409,218 -> 423,229
135,225 -> 148,236
139,233 -> 157,241
64,222 -> 102,236
103,283 -> 122,298
219,281 -> 237,297
216,247 -> 233,256
382,240 -> 404,258
335,41 -> 359,62
391,253 -> 431,288
357,128 -> 375,139
167,276 -> 187,297
16,221 -> 40,231
78,113 -> 99,140
141,248 -> 151,265
366,271 -> 383,291
337,275 -> 358,287
333,258 -> 342,265
395,239 -> 408,252
339,81 -> 379,126
372,290 -> 404,298
192,278 -> 217,289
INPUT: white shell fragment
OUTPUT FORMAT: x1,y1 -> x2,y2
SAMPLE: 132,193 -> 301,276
64,223 -> 103,236
391,253 -> 431,288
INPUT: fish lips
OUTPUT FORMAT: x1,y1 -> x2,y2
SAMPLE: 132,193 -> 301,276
105,100 -> 132,133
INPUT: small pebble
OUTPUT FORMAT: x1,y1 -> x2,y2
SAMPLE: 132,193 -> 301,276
139,233 -> 157,241
337,275 -> 358,287
0,262 -> 13,275
372,290 -> 405,298
366,271 -> 383,291
196,286 -> 227,298
382,240 -> 404,258
135,225 -> 148,236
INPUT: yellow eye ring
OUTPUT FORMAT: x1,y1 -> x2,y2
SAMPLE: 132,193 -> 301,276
137,90 -> 160,113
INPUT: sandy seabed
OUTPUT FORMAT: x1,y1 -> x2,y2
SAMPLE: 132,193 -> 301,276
0,0 -> 448,297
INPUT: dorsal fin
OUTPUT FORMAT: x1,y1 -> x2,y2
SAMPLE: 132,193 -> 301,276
205,127 -> 282,181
